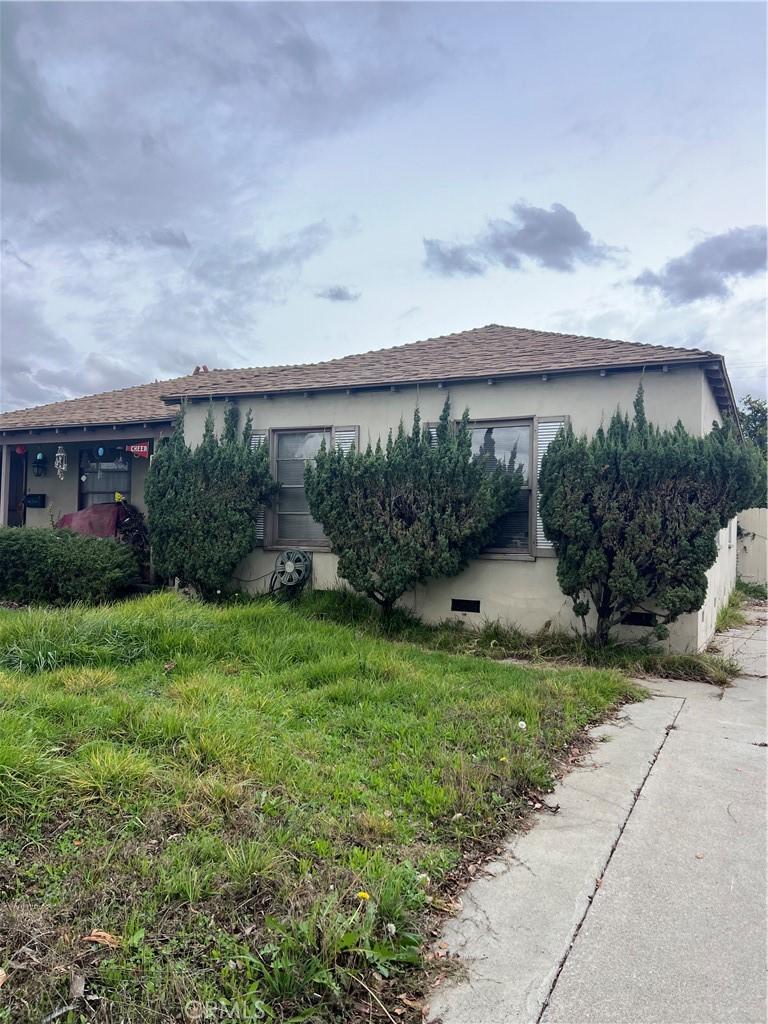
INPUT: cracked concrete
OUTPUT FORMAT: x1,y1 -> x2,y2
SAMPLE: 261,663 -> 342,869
429,610 -> 767,1024
710,610 -> 767,678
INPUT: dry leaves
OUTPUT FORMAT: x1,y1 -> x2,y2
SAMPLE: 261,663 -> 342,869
80,930 -> 121,949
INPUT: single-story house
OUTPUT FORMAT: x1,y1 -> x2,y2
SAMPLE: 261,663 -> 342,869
0,324 -> 743,650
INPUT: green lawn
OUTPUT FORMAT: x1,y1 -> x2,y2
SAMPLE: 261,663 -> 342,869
0,593 -> 639,1022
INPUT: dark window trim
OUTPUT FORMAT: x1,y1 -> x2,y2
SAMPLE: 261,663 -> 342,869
77,445 -> 133,510
467,416 -> 534,556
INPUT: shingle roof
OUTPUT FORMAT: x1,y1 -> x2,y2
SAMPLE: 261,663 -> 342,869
0,325 -> 734,433
163,324 -> 721,400
0,378 -> 182,432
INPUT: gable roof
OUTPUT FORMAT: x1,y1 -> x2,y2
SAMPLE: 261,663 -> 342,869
162,324 -> 728,403
0,325 -> 737,434
0,378 -> 182,433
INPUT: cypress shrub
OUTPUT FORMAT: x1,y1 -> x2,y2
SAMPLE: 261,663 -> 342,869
145,404 -> 276,597
538,385 -> 766,645
305,399 -> 521,614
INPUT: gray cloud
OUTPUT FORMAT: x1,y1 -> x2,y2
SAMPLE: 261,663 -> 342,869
423,239 -> 486,277
140,227 -> 191,250
634,226 -> 768,304
424,202 -> 614,277
314,284 -> 360,302
1,239 -> 34,270
0,3 -> 443,410
0,4 -> 86,185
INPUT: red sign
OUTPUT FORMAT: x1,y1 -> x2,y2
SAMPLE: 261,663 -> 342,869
125,442 -> 150,459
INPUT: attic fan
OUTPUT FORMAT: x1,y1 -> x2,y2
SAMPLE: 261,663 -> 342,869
269,549 -> 312,596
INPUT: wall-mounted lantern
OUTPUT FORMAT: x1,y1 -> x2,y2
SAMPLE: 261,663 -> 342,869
31,451 -> 48,478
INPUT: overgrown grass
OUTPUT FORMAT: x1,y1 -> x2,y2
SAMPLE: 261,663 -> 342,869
716,589 -> 749,633
735,577 -> 768,602
297,588 -> 740,686
0,593 -> 638,1022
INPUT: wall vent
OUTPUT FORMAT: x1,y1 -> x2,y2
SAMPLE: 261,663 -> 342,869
451,598 -> 481,613
622,611 -> 657,627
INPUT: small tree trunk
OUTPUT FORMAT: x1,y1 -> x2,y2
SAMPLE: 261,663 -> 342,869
593,615 -> 612,647
590,583 -> 618,647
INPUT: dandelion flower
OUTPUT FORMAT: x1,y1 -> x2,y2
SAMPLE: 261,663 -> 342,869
356,890 -> 371,901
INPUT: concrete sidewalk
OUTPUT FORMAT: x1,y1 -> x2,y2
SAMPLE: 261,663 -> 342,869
429,611 -> 767,1024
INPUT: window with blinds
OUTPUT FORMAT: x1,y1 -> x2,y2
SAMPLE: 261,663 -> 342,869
257,426 -> 358,548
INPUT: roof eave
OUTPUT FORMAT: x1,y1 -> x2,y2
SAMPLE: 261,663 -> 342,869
160,355 -> 723,405
0,416 -> 176,438
702,356 -> 742,437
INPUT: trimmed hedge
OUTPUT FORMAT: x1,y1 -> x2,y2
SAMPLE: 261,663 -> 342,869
0,527 -> 140,606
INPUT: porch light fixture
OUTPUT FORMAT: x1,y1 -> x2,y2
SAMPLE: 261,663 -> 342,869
32,451 -> 48,478
54,445 -> 68,481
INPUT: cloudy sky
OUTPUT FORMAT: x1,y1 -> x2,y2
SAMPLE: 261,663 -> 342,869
1,1 -> 765,412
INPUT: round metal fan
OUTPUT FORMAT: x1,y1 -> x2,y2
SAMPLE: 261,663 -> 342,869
270,549 -> 312,594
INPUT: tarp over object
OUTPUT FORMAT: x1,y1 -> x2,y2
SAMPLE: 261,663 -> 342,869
56,503 -> 123,538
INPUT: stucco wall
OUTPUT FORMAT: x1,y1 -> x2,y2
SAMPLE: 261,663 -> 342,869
184,364 -> 725,652
184,365 -> 709,448
698,521 -> 738,644
22,441 -> 151,528
738,508 -> 768,585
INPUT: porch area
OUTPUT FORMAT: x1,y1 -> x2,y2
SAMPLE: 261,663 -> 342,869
0,426 -> 170,529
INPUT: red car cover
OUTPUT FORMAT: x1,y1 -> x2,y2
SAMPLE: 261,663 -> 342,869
56,503 -> 123,538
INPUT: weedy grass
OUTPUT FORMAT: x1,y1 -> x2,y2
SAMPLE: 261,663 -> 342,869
735,577 -> 768,602
715,589 -> 748,633
299,587 -> 740,686
0,592 -> 638,1022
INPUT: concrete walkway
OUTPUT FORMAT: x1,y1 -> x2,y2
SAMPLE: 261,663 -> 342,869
429,611 -> 767,1024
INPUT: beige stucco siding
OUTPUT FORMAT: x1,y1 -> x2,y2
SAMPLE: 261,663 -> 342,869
701,372 -> 724,432
184,365 -> 709,448
183,364 -> 731,653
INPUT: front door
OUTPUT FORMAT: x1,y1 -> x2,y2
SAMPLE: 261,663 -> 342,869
8,450 -> 26,527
